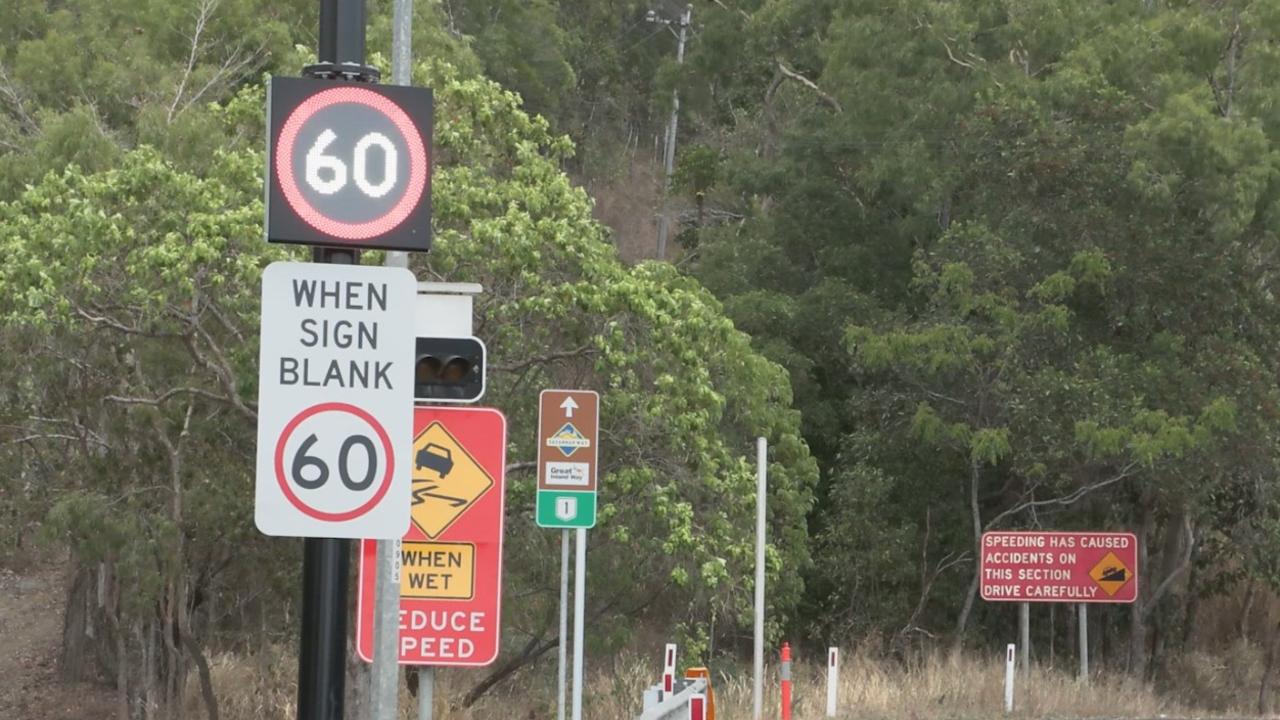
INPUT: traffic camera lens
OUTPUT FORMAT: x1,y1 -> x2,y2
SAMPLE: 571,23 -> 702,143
442,357 -> 471,382
416,356 -> 443,383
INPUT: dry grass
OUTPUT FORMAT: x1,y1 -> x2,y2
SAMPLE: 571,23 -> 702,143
190,642 -> 1266,720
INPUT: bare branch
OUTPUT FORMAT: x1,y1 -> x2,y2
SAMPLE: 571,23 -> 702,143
106,386 -> 235,408
4,432 -> 111,449
489,343 -> 597,374
182,320 -> 258,421
775,60 -> 843,113
178,42 -> 268,117
169,0 -> 219,123
505,461 -> 537,475
940,38 -> 1004,89
984,461 -> 1139,531
76,307 -> 180,338
0,61 -> 37,133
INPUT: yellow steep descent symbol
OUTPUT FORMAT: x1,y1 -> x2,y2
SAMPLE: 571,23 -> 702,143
410,422 -> 494,539
1089,552 -> 1132,597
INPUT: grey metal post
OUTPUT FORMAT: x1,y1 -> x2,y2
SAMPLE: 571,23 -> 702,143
1019,602 -> 1030,679
418,667 -> 433,720
368,6 -> 413,717
752,437 -> 766,720
369,539 -> 401,720
385,0 -> 412,268
1079,603 -> 1089,684
571,528 -> 588,720
558,529 -> 570,720
656,4 -> 691,260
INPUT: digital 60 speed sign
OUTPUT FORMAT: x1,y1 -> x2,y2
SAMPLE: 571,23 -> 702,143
265,77 -> 432,252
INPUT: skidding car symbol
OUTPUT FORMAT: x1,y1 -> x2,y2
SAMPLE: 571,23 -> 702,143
416,443 -> 454,478
1099,566 -> 1128,582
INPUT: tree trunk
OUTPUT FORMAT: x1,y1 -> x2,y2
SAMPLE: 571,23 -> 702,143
181,634 -> 219,720
1259,622 -> 1280,714
1128,501 -> 1154,677
1240,581 -> 1257,642
1181,552 -> 1200,647
951,458 -> 983,654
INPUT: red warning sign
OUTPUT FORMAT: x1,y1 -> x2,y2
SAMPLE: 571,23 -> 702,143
356,406 -> 506,666
980,531 -> 1138,604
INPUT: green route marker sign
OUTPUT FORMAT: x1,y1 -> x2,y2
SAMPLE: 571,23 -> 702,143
536,389 -> 599,529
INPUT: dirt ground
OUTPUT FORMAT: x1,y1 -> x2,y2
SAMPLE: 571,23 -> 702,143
0,561 -> 115,720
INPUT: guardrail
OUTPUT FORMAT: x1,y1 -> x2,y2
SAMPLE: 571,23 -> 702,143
636,677 -> 708,720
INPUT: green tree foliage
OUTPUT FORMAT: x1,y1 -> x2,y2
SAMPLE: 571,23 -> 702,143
0,3 -> 816,716
673,0 -> 1280,668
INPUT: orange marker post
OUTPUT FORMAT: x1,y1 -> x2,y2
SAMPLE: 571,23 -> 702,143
780,643 -> 793,720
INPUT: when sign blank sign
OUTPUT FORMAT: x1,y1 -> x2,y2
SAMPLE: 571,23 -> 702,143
254,261 -> 416,538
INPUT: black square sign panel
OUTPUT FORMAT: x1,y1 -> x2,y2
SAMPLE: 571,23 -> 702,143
266,76 -> 432,252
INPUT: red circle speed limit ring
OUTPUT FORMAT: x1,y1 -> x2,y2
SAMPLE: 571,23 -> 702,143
266,76 -> 433,252
273,402 -> 396,522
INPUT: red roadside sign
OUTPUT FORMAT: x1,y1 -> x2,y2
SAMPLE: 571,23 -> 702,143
356,406 -> 506,666
980,531 -> 1138,604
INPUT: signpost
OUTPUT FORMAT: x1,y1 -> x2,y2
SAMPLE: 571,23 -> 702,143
536,390 -> 601,529
266,76 -> 432,252
981,530 -> 1138,688
356,405 -> 507,666
254,261 -> 416,538
535,390 -> 600,720
257,3 -> 435,720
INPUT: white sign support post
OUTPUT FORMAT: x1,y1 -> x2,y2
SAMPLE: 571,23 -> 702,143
753,437 -> 767,720
1020,602 -> 1030,679
558,529 -> 570,720
1004,643 -> 1016,713
571,528 -> 588,720
1079,603 -> 1088,685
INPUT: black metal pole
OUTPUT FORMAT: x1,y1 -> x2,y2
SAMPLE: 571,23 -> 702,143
296,2 -> 371,719
298,536 -> 350,720
310,0 -> 378,82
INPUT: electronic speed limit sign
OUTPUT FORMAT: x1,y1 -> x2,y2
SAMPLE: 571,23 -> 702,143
265,76 -> 432,252
254,261 -> 416,538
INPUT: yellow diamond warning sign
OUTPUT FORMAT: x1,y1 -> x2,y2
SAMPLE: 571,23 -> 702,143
411,421 -> 494,538
1089,552 -> 1132,597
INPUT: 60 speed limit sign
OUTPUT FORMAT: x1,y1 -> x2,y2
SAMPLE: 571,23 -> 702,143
265,77 -> 432,252
254,261 -> 416,538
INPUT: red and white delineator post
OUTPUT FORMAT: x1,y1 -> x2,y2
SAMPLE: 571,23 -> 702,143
664,643 -> 678,695
637,644 -> 714,720
688,693 -> 707,720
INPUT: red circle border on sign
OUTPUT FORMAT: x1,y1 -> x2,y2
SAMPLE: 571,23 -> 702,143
274,402 -> 397,522
275,86 -> 429,241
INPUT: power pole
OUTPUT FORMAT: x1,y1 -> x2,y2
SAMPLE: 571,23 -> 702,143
653,4 -> 691,261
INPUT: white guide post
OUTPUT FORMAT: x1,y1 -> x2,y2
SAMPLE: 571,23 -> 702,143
752,437 -> 767,720
826,647 -> 839,717
1003,640 -> 1013,707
